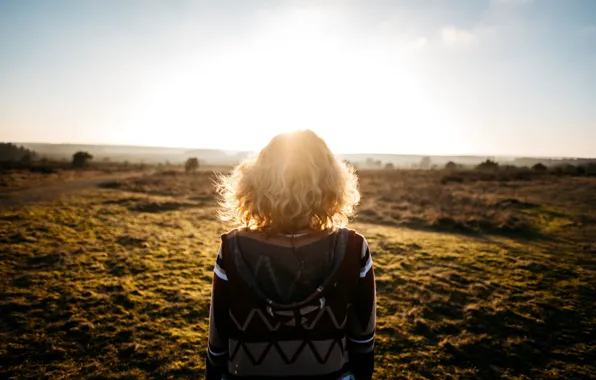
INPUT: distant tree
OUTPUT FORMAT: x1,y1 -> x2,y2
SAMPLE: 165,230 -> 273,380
20,152 -> 35,164
556,164 -> 577,175
476,159 -> 499,171
445,161 -> 458,170
384,163 -> 395,170
185,157 -> 200,173
0,142 -> 37,162
585,163 -> 596,175
419,156 -> 432,170
532,163 -> 547,172
365,158 -> 382,168
576,165 -> 586,175
72,151 -> 93,168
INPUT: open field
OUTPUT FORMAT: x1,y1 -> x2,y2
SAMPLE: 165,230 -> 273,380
1,169 -> 595,379
0,169 -> 111,192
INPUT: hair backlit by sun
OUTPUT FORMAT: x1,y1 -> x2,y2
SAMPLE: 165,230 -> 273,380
216,129 -> 360,233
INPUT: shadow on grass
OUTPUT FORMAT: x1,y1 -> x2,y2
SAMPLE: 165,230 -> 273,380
438,304 -> 595,378
375,258 -> 595,378
0,277 -> 211,378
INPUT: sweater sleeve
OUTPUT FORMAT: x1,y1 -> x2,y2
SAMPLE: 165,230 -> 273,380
347,236 -> 376,380
206,244 -> 229,379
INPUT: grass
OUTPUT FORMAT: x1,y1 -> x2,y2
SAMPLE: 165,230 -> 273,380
1,192 -> 221,379
0,169 -> 106,191
1,169 -> 595,379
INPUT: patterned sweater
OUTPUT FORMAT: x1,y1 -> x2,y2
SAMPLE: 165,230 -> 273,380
207,228 -> 376,379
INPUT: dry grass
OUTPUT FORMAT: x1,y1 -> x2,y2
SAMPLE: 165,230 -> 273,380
358,170 -> 596,241
0,170 -> 108,192
1,169 -> 595,379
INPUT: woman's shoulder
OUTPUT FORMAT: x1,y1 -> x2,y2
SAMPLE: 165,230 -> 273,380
345,228 -> 368,246
221,227 -> 369,250
346,229 -> 373,277
220,227 -> 244,239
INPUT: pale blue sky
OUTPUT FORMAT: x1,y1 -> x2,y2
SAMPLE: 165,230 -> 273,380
1,0 -> 595,157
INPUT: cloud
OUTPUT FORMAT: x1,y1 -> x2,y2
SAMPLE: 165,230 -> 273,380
440,27 -> 478,48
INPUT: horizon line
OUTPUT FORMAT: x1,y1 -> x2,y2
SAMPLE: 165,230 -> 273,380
8,140 -> 596,161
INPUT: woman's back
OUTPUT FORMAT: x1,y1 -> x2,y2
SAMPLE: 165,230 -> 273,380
208,228 -> 375,379
206,130 -> 376,379
235,230 -> 337,304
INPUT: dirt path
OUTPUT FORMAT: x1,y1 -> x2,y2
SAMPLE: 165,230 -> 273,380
0,174 -> 134,208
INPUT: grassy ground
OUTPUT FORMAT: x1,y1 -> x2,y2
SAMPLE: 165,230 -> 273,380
0,170 -> 107,191
1,170 -> 595,379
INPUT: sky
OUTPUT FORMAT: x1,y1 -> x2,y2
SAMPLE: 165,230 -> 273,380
0,0 -> 595,157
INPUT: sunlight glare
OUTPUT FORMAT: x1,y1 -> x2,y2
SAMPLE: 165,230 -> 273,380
121,8 -> 459,154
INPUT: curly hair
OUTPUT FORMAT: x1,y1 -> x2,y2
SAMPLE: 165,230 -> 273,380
217,130 -> 360,233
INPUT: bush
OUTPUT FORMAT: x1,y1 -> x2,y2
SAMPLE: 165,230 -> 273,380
384,163 -> 395,170
532,163 -> 548,172
584,163 -> 596,175
20,153 -> 35,164
185,157 -> 200,173
445,161 -> 458,171
554,164 -> 576,175
476,159 -> 499,171
576,165 -> 586,175
72,151 -> 93,168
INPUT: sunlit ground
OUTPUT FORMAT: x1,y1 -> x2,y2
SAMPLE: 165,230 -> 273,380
1,170 -> 594,379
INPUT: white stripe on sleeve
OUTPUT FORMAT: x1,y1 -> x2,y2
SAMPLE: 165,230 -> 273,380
214,264 -> 228,281
348,335 -> 375,344
360,258 -> 373,278
208,347 -> 227,356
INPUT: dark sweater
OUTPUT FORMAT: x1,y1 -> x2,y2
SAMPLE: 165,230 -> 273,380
207,228 -> 376,379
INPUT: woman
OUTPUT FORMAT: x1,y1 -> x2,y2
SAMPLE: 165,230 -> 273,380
207,130 -> 376,379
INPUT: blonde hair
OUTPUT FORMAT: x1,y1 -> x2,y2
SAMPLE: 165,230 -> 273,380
217,130 -> 360,233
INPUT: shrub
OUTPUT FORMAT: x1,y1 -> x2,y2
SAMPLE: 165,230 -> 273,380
185,157 -> 199,173
584,163 -> 596,175
576,165 -> 586,175
384,163 -> 395,170
72,151 -> 93,168
20,152 -> 35,164
476,159 -> 499,171
554,164 -> 577,175
445,161 -> 458,171
532,163 -> 547,172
